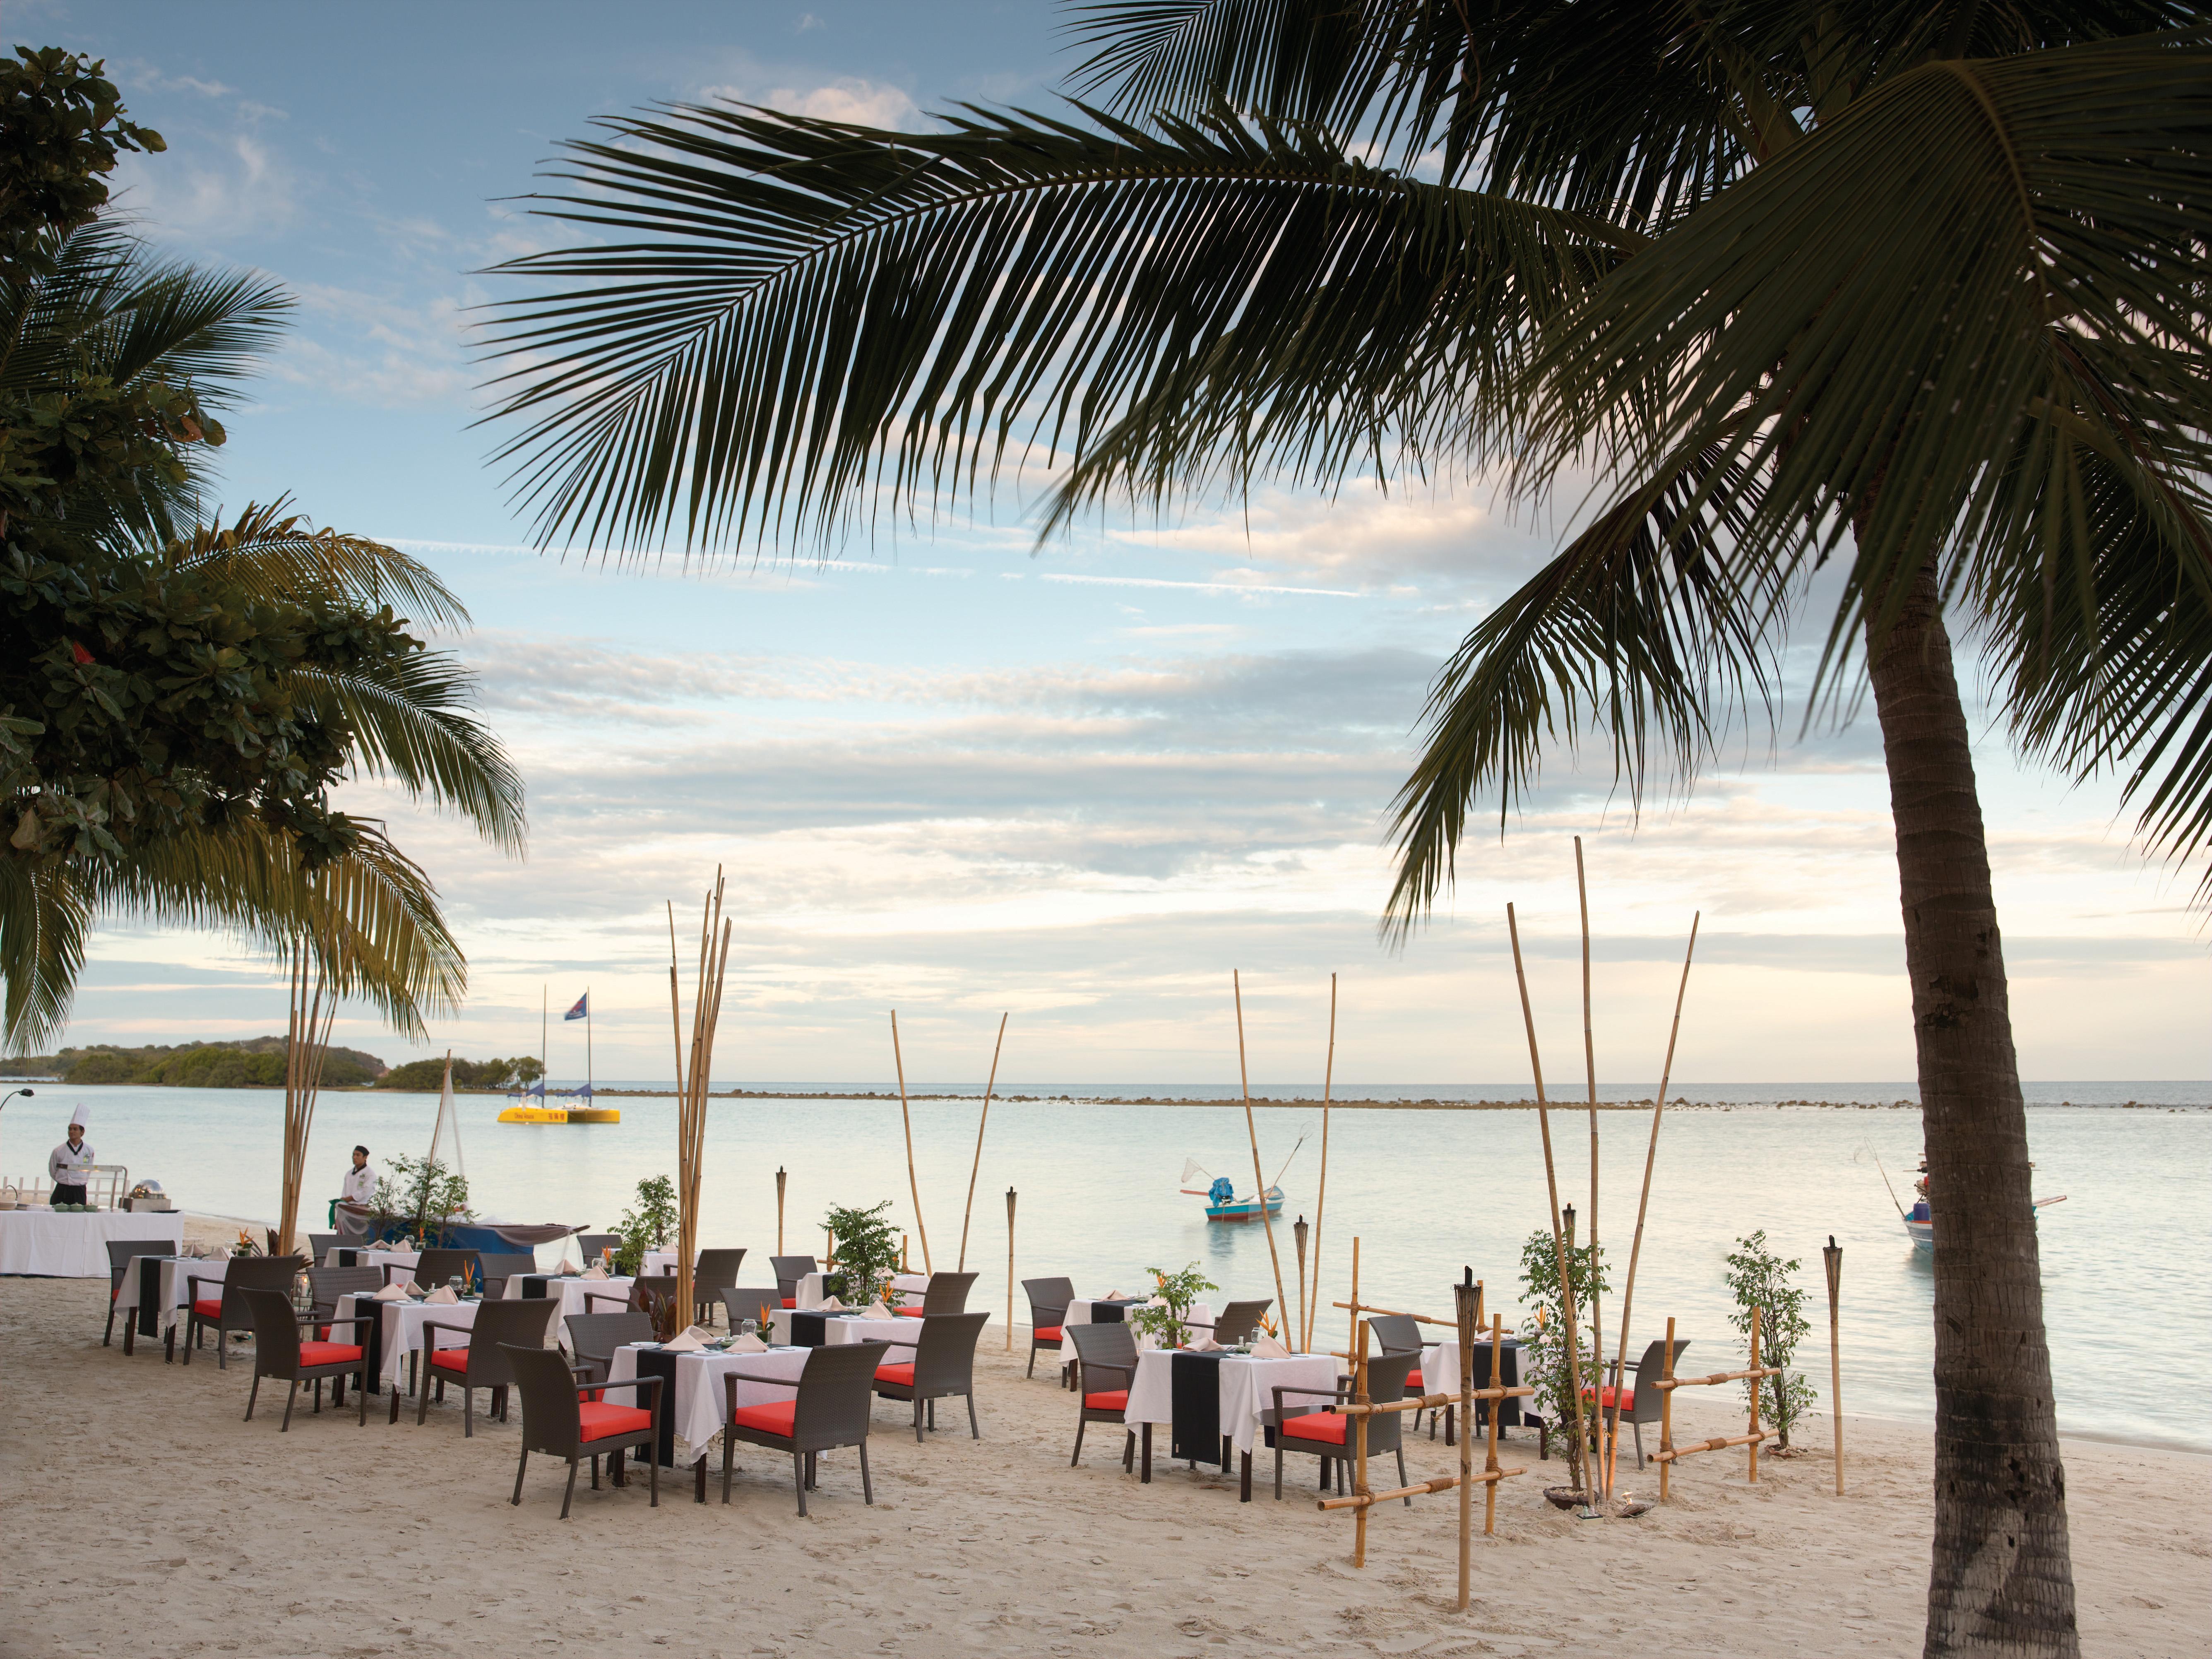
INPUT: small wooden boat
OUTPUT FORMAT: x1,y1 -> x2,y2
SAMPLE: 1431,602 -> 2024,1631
1182,1174 -> 1284,1220
1899,1160 -> 2063,1250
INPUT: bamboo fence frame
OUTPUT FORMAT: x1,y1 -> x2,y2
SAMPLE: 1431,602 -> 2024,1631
1230,972 -> 1291,1351
668,872 -> 734,1338
1306,973 -> 1335,1353
1601,911 -> 1701,1499
889,1011 -> 931,1275
1505,902 -> 1594,1500
957,1013 -> 1008,1272
276,936 -> 337,1257
1653,1310 -> 1780,1501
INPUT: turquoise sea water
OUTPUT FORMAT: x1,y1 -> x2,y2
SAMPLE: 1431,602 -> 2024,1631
10,1082 -> 2206,1450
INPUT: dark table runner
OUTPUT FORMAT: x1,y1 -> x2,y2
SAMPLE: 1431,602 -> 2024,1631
135,1259 -> 171,1339
1170,1349 -> 1228,1468
633,1347 -> 680,1467
1086,1298 -> 1144,1324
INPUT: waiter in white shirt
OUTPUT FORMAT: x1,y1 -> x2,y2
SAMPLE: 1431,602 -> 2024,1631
48,1109 -> 94,1205
330,1144 -> 376,1227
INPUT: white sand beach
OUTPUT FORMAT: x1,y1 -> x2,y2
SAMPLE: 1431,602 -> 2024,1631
1,1219 -> 2202,1659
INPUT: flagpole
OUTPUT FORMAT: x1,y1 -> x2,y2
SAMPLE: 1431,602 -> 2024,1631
541,985 -> 548,1096
586,987 -> 593,1097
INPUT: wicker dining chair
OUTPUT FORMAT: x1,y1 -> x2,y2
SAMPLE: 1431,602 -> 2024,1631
575,1233 -> 621,1263
718,1339 -> 888,1515
306,1232 -> 339,1265
768,1255 -> 817,1310
564,1310 -> 655,1389
692,1248 -> 749,1324
1064,1322 -> 1140,1472
102,1238 -> 172,1348
1020,1276 -> 1075,1384
1200,1298 -> 1274,1345
1366,1312 -> 1433,1433
414,1298 -> 559,1436
503,1342 -> 661,1518
1580,1337 -> 1690,1468
1268,1349 -> 1418,1501
399,1247 -> 477,1293
891,1270 -> 977,1318
871,1310 -> 988,1441
717,1288 -> 786,1334
476,1253 -> 540,1300
238,1287 -> 375,1430
183,1255 -> 305,1368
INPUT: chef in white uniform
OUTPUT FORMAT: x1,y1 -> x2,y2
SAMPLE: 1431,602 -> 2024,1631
48,1109 -> 95,1205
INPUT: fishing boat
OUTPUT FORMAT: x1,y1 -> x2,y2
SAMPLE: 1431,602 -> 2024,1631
1178,1138 -> 1300,1221
1898,1159 -> 2064,1250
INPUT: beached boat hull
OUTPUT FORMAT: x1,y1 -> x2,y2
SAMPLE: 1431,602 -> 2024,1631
497,1104 -> 621,1124
1204,1185 -> 1284,1221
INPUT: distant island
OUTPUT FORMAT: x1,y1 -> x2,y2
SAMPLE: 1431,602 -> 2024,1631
4,1041 -> 547,1092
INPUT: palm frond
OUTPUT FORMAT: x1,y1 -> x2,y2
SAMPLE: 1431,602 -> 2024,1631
1382,434 -> 1786,939
0,859 -> 90,1054
162,500 -> 472,630
477,100 -> 1622,560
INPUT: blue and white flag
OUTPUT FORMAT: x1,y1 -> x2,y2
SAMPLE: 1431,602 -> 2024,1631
558,1083 -> 594,1100
510,1080 -> 546,1100
564,992 -> 589,1021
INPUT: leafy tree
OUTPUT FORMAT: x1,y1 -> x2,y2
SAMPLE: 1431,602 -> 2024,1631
477,9 -> 2210,1648
822,1200 -> 902,1308
1126,1261 -> 1218,1349
379,1054 -> 543,1092
1516,1225 -> 1610,1492
0,49 -> 524,1050
1724,1231 -> 1817,1448
614,1173 -> 679,1274
369,1152 -> 471,1245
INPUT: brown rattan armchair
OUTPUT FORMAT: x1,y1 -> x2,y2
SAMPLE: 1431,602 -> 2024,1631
1267,1349 -> 1416,1501
413,1297 -> 558,1436
718,1339 -> 888,1515
717,1288 -> 785,1335
184,1255 -> 305,1368
1020,1276 -> 1075,1383
476,1252 -> 540,1300
239,1286 -> 375,1430
692,1248 -> 748,1323
503,1342 -> 662,1518
768,1254 -> 817,1309
402,1247 -> 478,1293
564,1310 -> 654,1389
1196,1298 -> 1274,1345
1064,1321 -> 1140,1472
891,1269 -> 977,1318
871,1310 -> 988,1441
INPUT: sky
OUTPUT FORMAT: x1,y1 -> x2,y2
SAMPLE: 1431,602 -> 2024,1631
15,1 -> 2205,1084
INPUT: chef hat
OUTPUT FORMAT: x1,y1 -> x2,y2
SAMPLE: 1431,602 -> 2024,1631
66,1105 -> 89,1130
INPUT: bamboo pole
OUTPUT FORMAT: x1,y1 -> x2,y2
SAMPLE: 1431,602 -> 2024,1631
1352,1317 -> 1371,1568
889,1011 -> 932,1275
668,872 -> 733,1340
1307,973 -> 1335,1353
1748,1304 -> 1762,1484
1505,902 -> 1592,1500
1605,911 -> 1700,1500
1825,1234 -> 1845,1495
1650,1431 -> 1770,1461
277,935 -> 336,1259
1230,972 -> 1291,1349
957,1013 -> 1008,1272
1484,1315 -> 1505,1534
1455,1270 -> 1476,1609
1574,838 -> 1607,1497
776,1166 -> 786,1255
1293,1216 -> 1308,1355
1005,1187 -> 1017,1351
1660,1315 -> 1676,1502
1347,1237 -> 1360,1389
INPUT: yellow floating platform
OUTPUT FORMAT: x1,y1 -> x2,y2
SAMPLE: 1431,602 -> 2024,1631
496,1105 -> 621,1125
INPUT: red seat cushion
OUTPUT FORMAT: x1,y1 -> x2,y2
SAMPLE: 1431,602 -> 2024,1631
1083,1389 -> 1128,1412
780,1298 -> 796,1309
892,1306 -> 926,1317
729,1399 -> 797,1438
876,1362 -> 916,1385
298,1342 -> 363,1367
1406,1369 -> 1424,1390
428,1347 -> 470,1373
1282,1411 -> 1348,1444
1034,1325 -> 1063,1341
192,1298 -> 224,1318
577,1402 -> 652,1443
1580,1384 -> 1634,1410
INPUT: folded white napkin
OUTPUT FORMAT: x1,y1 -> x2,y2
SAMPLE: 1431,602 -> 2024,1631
1186,1333 -> 1219,1352
423,1286 -> 459,1305
863,1300 -> 894,1320
1103,1289 -> 1127,1301
581,1264 -> 608,1279
1251,1335 -> 1291,1359
731,1332 -> 768,1353
661,1326 -> 711,1353
372,1282 -> 411,1302
819,1295 -> 844,1311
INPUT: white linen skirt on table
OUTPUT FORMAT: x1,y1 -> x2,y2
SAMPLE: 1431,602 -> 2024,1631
1125,1349 -> 1342,1455
341,1296 -> 480,1384
608,1343 -> 808,1460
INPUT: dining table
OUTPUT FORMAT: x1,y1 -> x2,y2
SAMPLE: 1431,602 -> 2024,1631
502,1272 -> 635,1329
329,1292 -> 481,1408
606,1340 -> 813,1501
1417,1334 -> 1527,1433
115,1253 -> 231,1359
769,1308 -> 913,1354
1122,1346 -> 1342,1500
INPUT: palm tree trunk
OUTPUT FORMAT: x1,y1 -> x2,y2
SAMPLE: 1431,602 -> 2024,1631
1863,557 -> 2078,1659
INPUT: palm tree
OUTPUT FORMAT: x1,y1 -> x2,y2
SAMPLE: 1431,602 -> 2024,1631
2,222 -> 525,1048
475,7 -> 2207,1653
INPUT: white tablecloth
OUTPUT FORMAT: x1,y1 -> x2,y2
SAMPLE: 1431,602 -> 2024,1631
337,1295 -> 481,1383
0,1210 -> 183,1277
890,1273 -> 928,1297
1419,1336 -> 1524,1402
608,1342 -> 809,1460
1068,1298 -> 1212,1351
501,1274 -> 635,1326
1125,1349 -> 1341,1455
767,1310 -> 912,1364
641,1251 -> 677,1276
115,1255 -> 232,1333
321,1247 -> 419,1277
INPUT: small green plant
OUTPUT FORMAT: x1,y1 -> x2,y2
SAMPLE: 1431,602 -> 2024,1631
370,1154 -> 471,1245
1517,1225 -> 1611,1490
1724,1231 -> 1816,1447
613,1175 -> 679,1275
823,1201 -> 902,1309
1127,1262 -> 1219,1349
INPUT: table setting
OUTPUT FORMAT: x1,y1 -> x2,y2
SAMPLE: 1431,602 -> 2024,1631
606,1330 -> 811,1498
1123,1339 -> 1342,1500
1418,1334 -> 1527,1428
329,1283 -> 481,1390
501,1269 -> 635,1324
115,1250 -> 232,1357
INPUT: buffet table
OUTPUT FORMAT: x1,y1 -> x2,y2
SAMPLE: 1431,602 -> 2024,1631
0,1209 -> 182,1277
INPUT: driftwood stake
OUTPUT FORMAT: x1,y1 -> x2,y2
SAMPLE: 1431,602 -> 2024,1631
1308,972 -> 1336,1353
1824,1234 -> 1844,1495
1454,1269 -> 1477,1609
1005,1187 -> 1017,1351
889,1011 -> 931,1275
1573,838 -> 1607,1496
1506,902 -> 1592,1500
1231,971 -> 1291,1349
1660,1316 -> 1676,1503
957,1012 -> 1008,1272
1605,911 -> 1700,1501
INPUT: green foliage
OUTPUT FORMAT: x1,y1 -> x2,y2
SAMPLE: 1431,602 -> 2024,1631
44,1035 -> 385,1087
613,1174 -> 679,1274
1517,1225 -> 1610,1483
822,1200 -> 902,1310
0,48 -> 163,277
369,1152 -> 471,1244
1126,1261 -> 1219,1349
378,1054 -> 543,1092
1724,1231 -> 1817,1448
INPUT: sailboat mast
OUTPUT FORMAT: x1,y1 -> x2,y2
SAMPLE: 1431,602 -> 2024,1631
587,986 -> 593,1096
541,985 -> 548,1095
